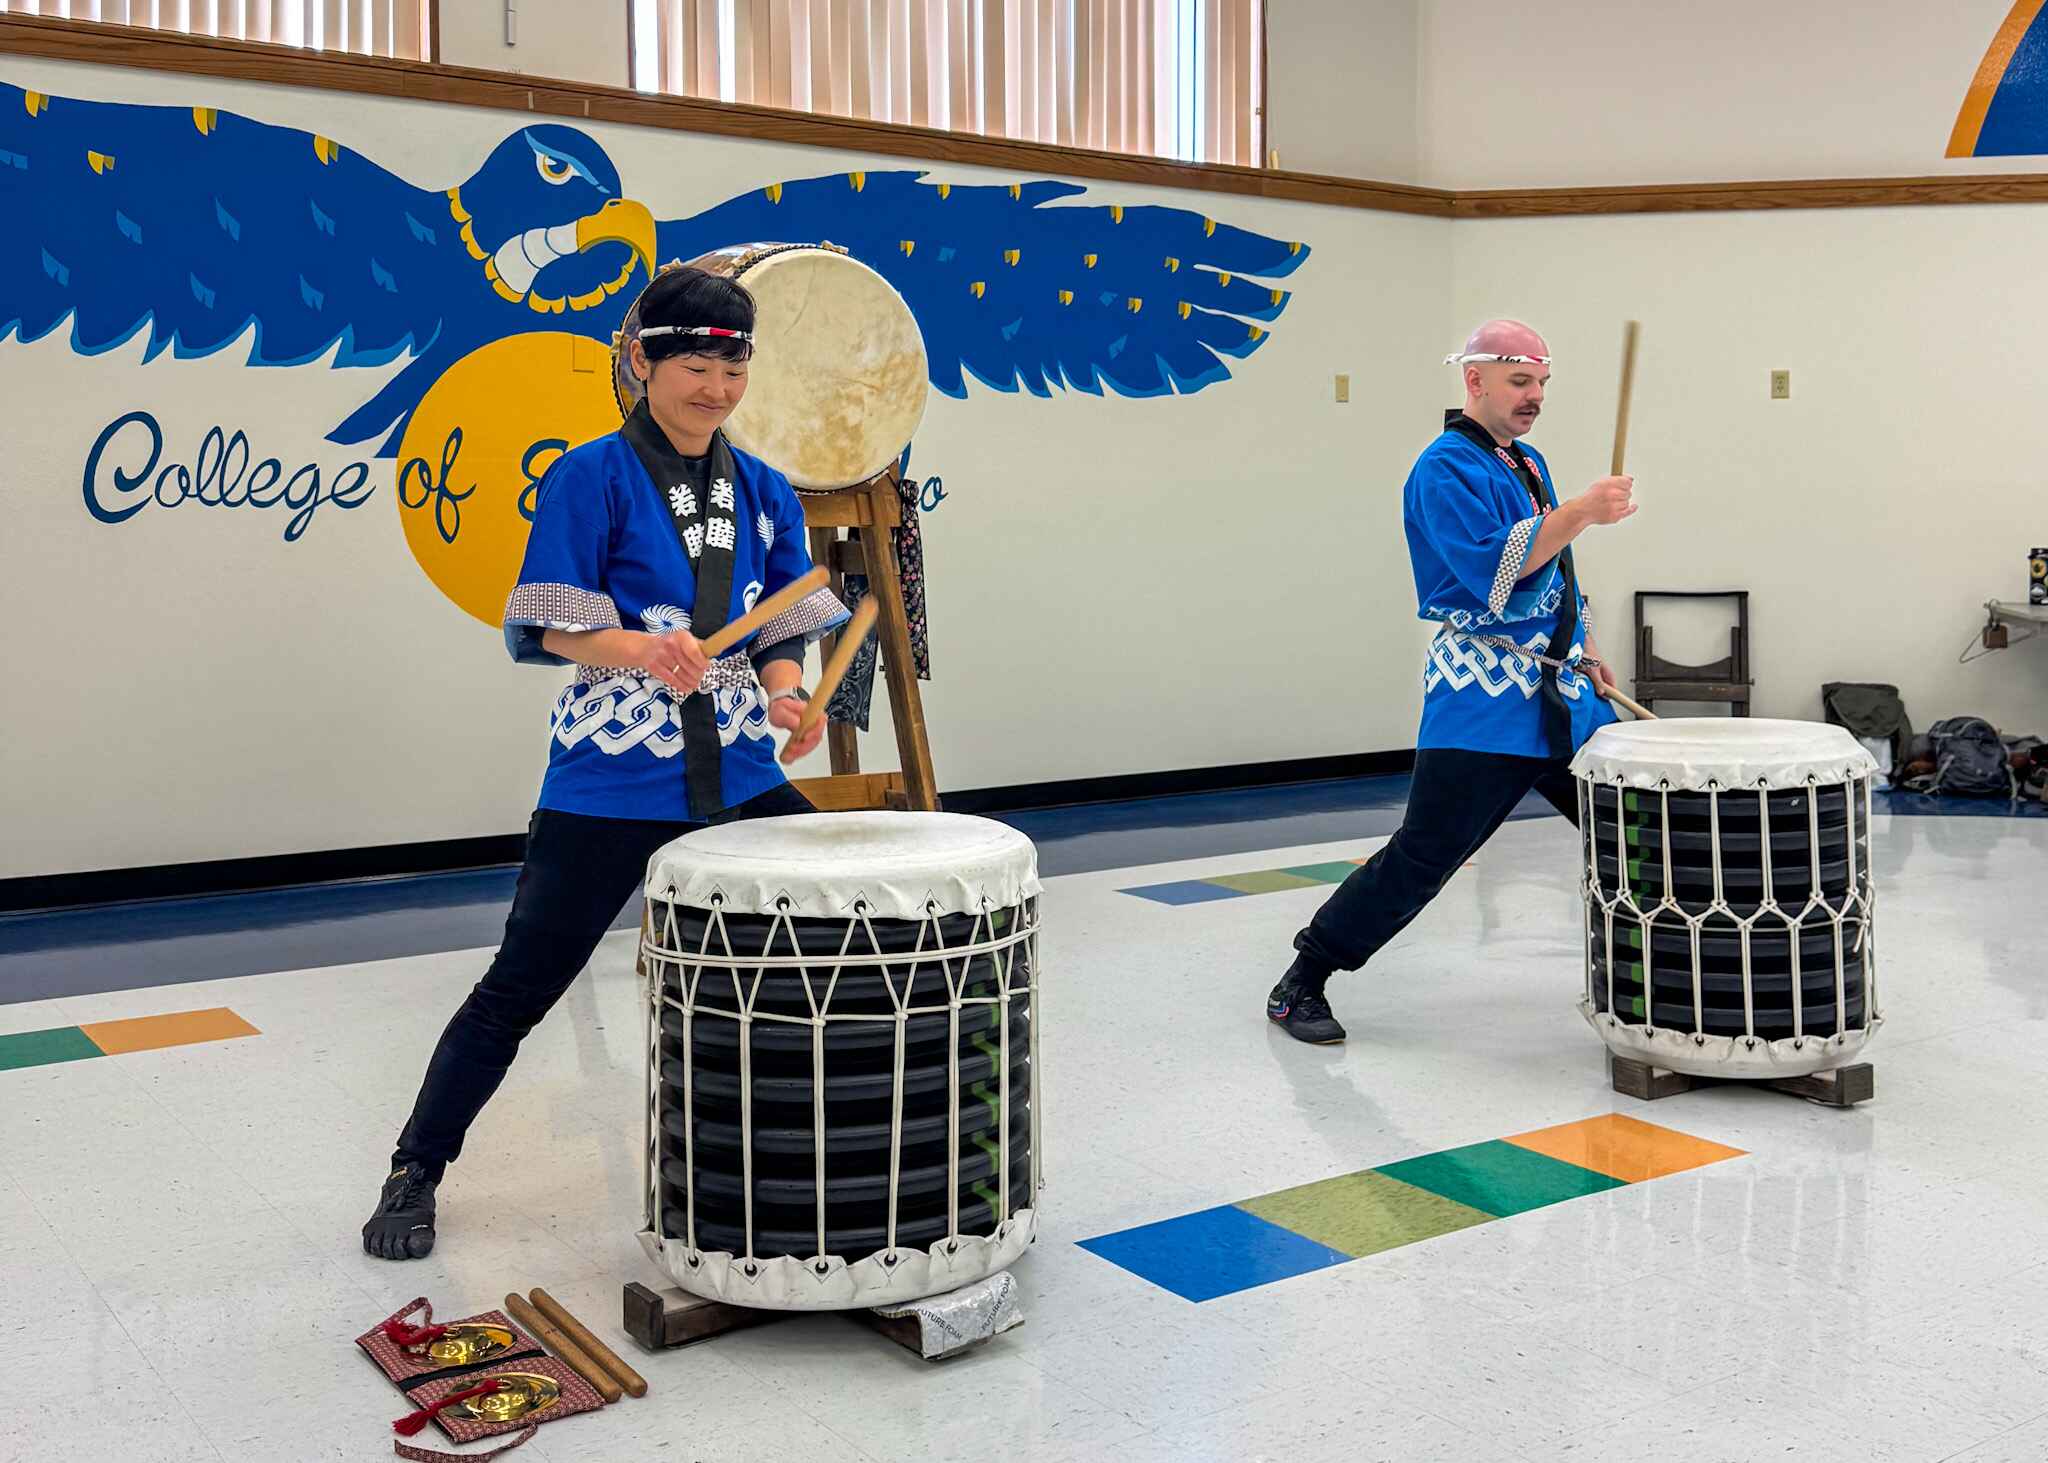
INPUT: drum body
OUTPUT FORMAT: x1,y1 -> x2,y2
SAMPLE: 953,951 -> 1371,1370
638,812 -> 1040,1311
1571,719 -> 1881,1079
613,243 -> 930,490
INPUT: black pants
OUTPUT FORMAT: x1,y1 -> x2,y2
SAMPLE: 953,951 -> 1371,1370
1292,748 -> 1580,978
393,783 -> 814,1176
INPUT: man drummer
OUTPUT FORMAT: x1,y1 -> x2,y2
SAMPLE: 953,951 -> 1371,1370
1265,319 -> 1636,1044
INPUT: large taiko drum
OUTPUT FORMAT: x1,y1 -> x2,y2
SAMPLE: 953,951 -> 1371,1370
1571,718 -> 1881,1078
613,243 -> 930,490
636,812 -> 1041,1310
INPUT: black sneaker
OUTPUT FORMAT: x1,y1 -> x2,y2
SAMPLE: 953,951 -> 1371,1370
1267,975 -> 1347,1045
362,1161 -> 439,1260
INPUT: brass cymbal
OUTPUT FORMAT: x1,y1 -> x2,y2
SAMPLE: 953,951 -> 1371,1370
448,1371 -> 562,1424
420,1322 -> 517,1368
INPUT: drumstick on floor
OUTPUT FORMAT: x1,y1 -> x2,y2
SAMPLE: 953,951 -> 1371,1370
528,1288 -> 648,1399
504,1292 -> 624,1404
781,597 -> 879,765
700,567 -> 829,659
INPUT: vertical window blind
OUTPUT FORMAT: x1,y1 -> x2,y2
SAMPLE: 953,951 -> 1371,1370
1,1 -> 433,63
631,0 -> 1262,166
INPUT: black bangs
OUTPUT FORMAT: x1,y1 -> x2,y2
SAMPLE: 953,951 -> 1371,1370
637,265 -> 756,364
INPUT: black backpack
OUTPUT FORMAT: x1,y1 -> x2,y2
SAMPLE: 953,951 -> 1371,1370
1905,717 -> 2013,798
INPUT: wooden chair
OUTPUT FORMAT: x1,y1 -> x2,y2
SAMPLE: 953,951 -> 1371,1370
1633,590 -> 1752,716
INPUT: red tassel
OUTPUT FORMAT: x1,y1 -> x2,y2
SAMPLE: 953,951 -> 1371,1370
383,1317 -> 452,1348
393,1380 -> 503,1437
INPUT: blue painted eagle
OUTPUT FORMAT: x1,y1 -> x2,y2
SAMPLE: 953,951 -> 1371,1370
0,81 -> 1310,457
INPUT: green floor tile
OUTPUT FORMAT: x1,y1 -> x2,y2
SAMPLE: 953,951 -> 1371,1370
1238,1169 -> 1493,1258
1282,861 -> 1366,885
0,1027 -> 105,1072
1207,870 -> 1325,895
1375,1140 -> 1627,1218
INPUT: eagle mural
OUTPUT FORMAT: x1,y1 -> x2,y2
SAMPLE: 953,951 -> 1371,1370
0,79 -> 1311,618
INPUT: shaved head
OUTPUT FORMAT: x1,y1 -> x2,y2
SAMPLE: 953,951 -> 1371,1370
1455,318 -> 1551,444
1460,318 -> 1549,362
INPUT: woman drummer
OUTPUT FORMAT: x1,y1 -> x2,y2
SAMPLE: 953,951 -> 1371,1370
364,265 -> 849,1260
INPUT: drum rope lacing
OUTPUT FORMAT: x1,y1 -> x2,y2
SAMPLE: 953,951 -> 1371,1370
640,886 -> 1040,1272
1578,772 -> 1879,1051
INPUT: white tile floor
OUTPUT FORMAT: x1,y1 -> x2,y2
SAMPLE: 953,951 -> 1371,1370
5,808 -> 2046,1462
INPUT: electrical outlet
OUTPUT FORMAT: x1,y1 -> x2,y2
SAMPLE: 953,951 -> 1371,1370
1770,369 -> 1791,400
1334,373 -> 1350,403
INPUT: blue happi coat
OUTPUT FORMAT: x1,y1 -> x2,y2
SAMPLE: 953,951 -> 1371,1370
502,431 -> 847,820
1406,423 -> 1618,758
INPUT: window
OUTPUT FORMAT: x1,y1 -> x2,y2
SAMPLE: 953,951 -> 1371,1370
1,1 -> 434,62
630,0 -> 1263,167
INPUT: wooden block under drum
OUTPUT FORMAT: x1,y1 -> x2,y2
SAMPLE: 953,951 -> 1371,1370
1605,1053 -> 1874,1108
1607,1054 -> 1695,1101
1762,1063 -> 1875,1108
621,1282 -> 789,1352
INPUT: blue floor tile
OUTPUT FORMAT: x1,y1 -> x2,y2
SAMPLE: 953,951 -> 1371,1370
1119,879 -> 1245,906
1078,1203 -> 1353,1302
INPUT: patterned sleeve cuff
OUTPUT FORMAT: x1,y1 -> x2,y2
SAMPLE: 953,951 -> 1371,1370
1487,516 -> 1544,616
503,582 -> 624,666
504,581 -> 623,633
755,585 -> 851,647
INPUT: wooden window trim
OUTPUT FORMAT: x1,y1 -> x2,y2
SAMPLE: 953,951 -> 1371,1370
5,14 -> 2048,218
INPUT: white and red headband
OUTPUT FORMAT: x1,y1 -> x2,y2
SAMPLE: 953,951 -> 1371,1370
1444,351 -> 1551,367
640,325 -> 755,344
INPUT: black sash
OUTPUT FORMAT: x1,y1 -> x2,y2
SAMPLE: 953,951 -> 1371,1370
1442,411 -> 1578,759
620,400 -> 740,821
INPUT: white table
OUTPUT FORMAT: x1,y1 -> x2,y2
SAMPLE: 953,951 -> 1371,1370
1987,599 -> 2048,627
1974,599 -> 2048,659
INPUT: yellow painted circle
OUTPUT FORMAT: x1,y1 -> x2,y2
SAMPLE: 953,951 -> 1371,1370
395,332 -> 623,626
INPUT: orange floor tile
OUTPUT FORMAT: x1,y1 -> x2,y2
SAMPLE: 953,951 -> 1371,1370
78,1007 -> 261,1056
1501,1112 -> 1746,1184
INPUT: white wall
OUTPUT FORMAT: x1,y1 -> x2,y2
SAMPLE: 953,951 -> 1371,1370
436,0 -> 631,89
1451,206 -> 2048,734
1420,0 -> 2024,189
1263,0 -> 1420,182
0,55 -> 1445,880
14,14 -> 2046,885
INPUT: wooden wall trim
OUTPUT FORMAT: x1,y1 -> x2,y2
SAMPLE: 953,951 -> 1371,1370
5,14 -> 2048,220
1453,172 -> 2048,217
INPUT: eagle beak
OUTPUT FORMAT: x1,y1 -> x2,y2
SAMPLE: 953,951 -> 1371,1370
576,198 -> 657,282
491,197 -> 658,301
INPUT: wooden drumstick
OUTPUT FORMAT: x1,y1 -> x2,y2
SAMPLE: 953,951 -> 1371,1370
780,596 -> 879,765
699,566 -> 829,659
1605,686 -> 1658,721
504,1292 -> 623,1404
1610,319 -> 1640,477
528,1288 -> 648,1399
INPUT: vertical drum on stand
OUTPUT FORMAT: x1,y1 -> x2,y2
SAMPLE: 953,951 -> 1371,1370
1572,719 -> 1881,1080
637,812 -> 1041,1310
613,242 -> 930,491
